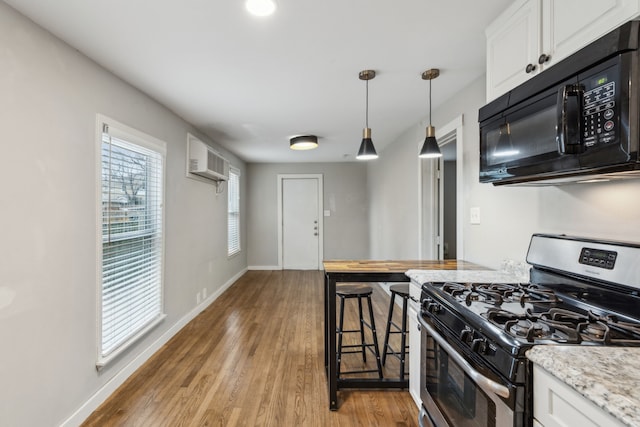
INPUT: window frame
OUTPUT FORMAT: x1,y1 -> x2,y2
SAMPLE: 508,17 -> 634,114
227,167 -> 241,257
95,114 -> 167,369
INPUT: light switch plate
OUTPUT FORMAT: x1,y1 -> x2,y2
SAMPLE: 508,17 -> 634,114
324,210 -> 331,217
470,207 -> 481,224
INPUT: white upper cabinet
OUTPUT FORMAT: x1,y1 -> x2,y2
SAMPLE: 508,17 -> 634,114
486,0 -> 640,101
486,0 -> 542,102
544,0 -> 640,66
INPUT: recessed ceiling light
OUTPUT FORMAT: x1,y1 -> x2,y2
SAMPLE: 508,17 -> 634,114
245,0 -> 277,17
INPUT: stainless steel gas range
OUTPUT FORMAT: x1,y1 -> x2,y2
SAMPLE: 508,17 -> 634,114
417,234 -> 640,427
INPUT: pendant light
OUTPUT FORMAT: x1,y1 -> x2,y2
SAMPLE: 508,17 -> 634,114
419,68 -> 443,159
356,70 -> 378,160
289,135 -> 318,150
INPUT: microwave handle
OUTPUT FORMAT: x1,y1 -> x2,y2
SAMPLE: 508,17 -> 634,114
556,84 -> 585,154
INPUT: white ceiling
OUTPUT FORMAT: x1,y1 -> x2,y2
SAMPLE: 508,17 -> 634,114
4,0 -> 512,163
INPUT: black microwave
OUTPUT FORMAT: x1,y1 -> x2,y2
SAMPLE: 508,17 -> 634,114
479,21 -> 640,186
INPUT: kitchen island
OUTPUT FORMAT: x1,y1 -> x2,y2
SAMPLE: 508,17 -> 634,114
323,259 -> 484,410
527,346 -> 640,427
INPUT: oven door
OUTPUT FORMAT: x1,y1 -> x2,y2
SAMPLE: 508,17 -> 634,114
418,315 -> 517,427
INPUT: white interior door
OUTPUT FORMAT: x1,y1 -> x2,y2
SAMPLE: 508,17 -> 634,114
281,176 -> 322,269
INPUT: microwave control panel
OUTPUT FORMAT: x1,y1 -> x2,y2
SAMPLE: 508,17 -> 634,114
582,78 -> 616,147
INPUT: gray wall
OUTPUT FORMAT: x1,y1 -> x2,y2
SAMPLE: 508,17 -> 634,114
368,75 -> 640,268
0,4 -> 247,426
247,163 -> 369,268
368,124 -> 424,259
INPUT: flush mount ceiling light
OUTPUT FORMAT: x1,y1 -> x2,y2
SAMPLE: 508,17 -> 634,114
419,68 -> 443,159
290,135 -> 318,150
245,0 -> 277,16
356,69 -> 378,160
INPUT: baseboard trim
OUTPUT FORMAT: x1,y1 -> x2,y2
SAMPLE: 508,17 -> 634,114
247,265 -> 281,270
60,267 -> 248,427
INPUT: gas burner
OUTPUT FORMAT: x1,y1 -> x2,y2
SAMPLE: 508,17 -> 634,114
441,282 -> 561,307
505,319 -> 553,341
485,307 -> 582,343
465,285 -> 504,305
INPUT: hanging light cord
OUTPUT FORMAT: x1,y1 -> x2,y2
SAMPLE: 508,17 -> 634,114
365,79 -> 369,128
428,78 -> 432,127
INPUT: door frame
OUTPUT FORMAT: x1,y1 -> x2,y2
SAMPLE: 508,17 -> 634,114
277,174 -> 324,270
418,115 -> 464,260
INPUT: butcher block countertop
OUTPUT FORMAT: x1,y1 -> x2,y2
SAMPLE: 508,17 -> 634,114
323,259 -> 484,273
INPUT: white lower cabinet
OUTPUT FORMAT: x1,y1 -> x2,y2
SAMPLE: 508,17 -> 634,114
533,364 -> 625,427
408,280 -> 422,408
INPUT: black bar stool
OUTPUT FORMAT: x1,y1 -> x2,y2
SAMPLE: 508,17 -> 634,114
381,283 -> 410,380
336,283 -> 383,378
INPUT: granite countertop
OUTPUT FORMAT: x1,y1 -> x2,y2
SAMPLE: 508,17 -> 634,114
405,268 -> 529,285
527,346 -> 640,427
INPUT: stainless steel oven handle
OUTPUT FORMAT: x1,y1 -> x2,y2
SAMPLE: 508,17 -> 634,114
419,316 -> 511,399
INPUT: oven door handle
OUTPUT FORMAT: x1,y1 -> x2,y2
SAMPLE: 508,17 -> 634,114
419,317 -> 511,399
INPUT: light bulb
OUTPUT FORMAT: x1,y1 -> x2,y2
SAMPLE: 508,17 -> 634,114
245,0 -> 277,16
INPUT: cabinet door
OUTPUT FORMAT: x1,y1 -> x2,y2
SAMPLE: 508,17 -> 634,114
408,303 -> 420,407
408,280 -> 422,408
486,0 -> 542,101
543,0 -> 640,69
533,364 -> 626,427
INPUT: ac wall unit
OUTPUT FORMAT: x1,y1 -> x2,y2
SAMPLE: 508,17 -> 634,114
188,138 -> 229,181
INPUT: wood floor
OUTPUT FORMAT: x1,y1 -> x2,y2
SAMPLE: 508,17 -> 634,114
82,270 -> 419,427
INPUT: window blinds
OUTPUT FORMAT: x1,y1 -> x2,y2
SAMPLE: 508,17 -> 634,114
100,124 -> 164,360
228,168 -> 241,256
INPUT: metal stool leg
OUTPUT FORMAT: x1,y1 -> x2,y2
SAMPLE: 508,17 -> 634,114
336,295 -> 346,377
381,290 -> 396,365
365,294 -> 383,378
399,294 -> 408,380
357,295 -> 366,362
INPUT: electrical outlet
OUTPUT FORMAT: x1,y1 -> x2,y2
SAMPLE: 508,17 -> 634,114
196,292 -> 201,304
202,288 -> 207,299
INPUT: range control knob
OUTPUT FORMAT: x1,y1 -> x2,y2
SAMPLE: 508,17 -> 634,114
427,302 -> 442,314
420,298 -> 432,313
471,338 -> 487,354
460,327 -> 473,343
